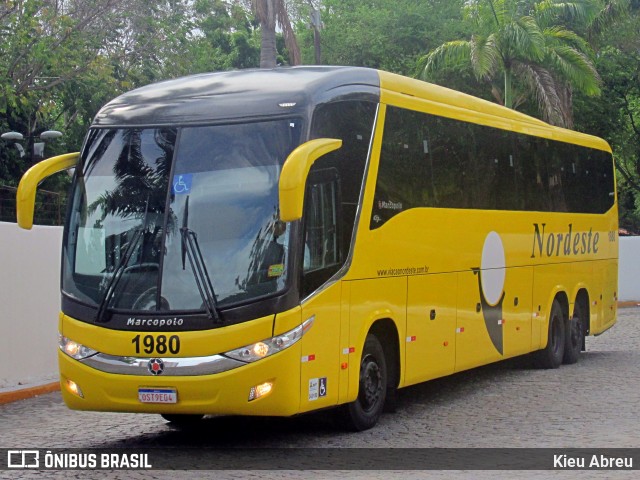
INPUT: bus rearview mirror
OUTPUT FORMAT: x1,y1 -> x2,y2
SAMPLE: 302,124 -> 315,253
279,138 -> 342,222
17,152 -> 80,230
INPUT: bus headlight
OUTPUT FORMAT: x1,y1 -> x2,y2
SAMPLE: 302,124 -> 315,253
224,315 -> 314,363
59,334 -> 98,360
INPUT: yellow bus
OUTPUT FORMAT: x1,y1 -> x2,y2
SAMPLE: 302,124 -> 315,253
17,67 -> 618,431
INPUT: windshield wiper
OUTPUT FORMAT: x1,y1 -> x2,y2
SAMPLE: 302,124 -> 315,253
95,227 -> 143,323
180,196 -> 221,323
180,228 -> 222,323
95,196 -> 150,323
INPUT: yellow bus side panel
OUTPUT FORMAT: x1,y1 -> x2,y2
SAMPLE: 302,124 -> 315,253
595,259 -> 618,334
339,281 -> 352,404
348,208 -> 616,283
348,277 -> 406,398
345,204 -> 617,377
405,273 -> 456,386
273,306 -> 302,337
501,266 -> 534,358
298,282 -> 343,413
456,270 -> 503,372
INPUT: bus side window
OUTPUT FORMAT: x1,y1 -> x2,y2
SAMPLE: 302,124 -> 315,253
302,168 -> 342,297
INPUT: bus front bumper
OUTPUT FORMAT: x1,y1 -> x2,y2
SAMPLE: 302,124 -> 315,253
58,345 -> 301,416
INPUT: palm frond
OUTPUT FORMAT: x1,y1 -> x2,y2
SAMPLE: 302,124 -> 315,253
276,0 -> 300,65
588,0 -> 631,38
543,26 -> 592,53
501,15 -> 545,61
513,60 -> 565,125
464,0 -> 508,30
420,40 -> 472,80
534,0 -> 599,28
546,44 -> 601,95
470,33 -> 501,79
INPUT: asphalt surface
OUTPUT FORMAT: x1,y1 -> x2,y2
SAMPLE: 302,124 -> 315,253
1,308 -> 639,479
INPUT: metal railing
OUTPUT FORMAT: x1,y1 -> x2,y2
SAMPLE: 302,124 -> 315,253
0,185 -> 67,225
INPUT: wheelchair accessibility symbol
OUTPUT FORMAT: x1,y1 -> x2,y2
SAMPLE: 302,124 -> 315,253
308,377 -> 327,401
172,174 -> 193,195
319,377 -> 327,397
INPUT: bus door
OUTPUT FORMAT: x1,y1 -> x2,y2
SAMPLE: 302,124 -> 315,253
298,168 -> 346,412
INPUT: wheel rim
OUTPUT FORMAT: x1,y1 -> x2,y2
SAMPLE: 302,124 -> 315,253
359,354 -> 382,413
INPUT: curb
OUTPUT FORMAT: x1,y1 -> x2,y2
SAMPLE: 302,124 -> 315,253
0,382 -> 60,405
618,301 -> 640,308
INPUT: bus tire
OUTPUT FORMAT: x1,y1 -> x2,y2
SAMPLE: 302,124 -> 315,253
161,414 -> 204,426
534,300 -> 565,369
563,301 -> 585,365
342,334 -> 387,431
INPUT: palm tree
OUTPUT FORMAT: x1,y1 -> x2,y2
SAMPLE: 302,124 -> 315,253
420,0 -> 605,127
253,0 -> 301,68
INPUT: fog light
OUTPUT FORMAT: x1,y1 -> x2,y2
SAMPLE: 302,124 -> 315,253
66,379 -> 84,398
248,381 -> 273,401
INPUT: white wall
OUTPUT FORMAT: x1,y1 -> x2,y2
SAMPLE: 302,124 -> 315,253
619,236 -> 640,302
0,221 -> 62,390
1,222 -> 639,390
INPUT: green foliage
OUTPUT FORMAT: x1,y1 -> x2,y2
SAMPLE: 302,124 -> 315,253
420,0 -> 609,127
573,7 -> 640,232
303,0 -> 466,76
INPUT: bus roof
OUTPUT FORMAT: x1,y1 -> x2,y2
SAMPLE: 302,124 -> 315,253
92,66 -> 380,127
377,70 -> 611,152
92,66 -> 610,152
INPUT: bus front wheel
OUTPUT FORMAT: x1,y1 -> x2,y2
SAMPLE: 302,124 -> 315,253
342,334 -> 387,431
534,300 -> 566,369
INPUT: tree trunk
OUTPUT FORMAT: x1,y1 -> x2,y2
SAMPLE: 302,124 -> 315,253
256,0 -> 277,68
313,27 -> 321,64
260,23 -> 277,68
504,69 -> 512,109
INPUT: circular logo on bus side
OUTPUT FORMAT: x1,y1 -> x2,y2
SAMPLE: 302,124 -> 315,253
480,231 -> 506,306
474,231 -> 507,356
148,358 -> 165,375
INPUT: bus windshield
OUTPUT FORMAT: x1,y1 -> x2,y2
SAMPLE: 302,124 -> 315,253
62,119 -> 302,314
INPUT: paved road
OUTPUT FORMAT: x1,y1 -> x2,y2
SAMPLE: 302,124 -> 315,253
2,308 -> 640,479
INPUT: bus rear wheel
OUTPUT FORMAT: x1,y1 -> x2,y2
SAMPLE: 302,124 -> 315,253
341,334 -> 387,431
563,301 -> 585,364
534,300 -> 565,369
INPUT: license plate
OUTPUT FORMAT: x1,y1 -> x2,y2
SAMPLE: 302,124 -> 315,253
138,388 -> 177,404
